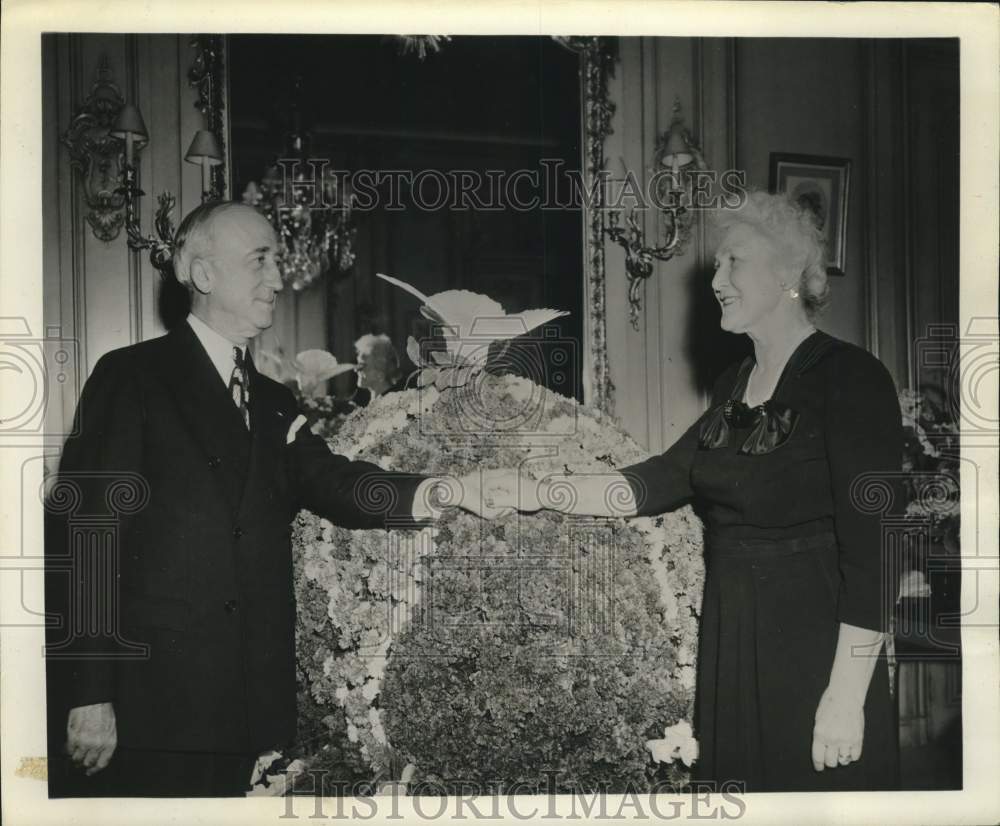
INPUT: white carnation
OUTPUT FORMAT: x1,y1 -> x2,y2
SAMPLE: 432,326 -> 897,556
646,720 -> 699,767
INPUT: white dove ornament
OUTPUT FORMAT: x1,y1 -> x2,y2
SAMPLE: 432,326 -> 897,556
378,272 -> 568,390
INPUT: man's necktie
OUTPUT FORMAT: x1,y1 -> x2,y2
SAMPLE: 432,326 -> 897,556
228,346 -> 250,429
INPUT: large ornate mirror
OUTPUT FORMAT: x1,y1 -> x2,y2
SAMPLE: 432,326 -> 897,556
207,34 -> 614,412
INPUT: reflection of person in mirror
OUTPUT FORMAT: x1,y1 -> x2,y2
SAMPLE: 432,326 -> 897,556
488,191 -> 903,793
354,333 -> 406,402
44,202 -> 497,798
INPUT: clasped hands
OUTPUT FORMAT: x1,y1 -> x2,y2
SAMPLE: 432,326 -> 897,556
425,468 -> 543,521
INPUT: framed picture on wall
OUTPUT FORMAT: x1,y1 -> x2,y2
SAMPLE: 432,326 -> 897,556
769,153 -> 851,276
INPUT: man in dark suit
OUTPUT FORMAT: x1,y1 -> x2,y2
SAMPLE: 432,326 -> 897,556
44,202 -> 493,797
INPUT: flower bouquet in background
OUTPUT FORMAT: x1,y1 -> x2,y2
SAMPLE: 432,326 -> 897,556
256,340 -> 360,440
898,387 -> 960,600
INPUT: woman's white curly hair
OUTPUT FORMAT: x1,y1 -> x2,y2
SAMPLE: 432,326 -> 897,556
354,333 -> 401,381
712,190 -> 830,318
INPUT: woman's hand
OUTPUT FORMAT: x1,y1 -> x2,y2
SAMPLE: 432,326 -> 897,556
811,685 -> 864,771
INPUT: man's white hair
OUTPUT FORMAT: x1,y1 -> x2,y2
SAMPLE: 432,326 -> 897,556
172,201 -> 251,287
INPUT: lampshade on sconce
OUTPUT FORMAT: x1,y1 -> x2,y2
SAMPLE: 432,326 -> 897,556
110,103 -> 149,165
184,129 -> 223,165
185,129 -> 224,199
660,122 -> 695,175
110,103 -> 149,143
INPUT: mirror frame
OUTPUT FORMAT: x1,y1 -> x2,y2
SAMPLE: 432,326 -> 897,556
573,37 -> 616,415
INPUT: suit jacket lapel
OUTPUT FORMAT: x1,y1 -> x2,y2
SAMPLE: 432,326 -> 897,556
241,353 -> 290,512
153,322 -> 252,513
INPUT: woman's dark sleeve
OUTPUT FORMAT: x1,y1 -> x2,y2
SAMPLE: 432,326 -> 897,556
825,346 -> 904,632
621,364 -> 738,517
621,415 -> 705,516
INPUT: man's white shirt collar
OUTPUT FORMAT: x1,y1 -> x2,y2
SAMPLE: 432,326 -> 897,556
186,312 -> 247,387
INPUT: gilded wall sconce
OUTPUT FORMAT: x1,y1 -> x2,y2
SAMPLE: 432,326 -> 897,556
62,45 -> 226,278
604,99 -> 707,329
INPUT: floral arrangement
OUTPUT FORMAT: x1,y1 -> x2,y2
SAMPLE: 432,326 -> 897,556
899,387 -> 960,552
896,387 -> 961,604
291,371 -> 705,792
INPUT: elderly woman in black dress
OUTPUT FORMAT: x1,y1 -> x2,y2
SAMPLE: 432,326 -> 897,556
489,191 -> 902,792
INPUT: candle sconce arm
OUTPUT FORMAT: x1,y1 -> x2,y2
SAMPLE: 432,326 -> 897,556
116,163 -> 177,277
603,204 -> 690,329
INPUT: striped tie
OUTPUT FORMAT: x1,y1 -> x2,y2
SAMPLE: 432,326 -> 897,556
229,346 -> 250,429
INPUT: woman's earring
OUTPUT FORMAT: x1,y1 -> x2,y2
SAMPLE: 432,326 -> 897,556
789,287 -> 800,300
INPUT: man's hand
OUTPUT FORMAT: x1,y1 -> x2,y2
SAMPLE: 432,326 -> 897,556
66,702 -> 117,776
811,686 -> 864,771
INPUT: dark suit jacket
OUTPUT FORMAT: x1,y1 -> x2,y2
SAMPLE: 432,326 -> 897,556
44,321 -> 425,756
